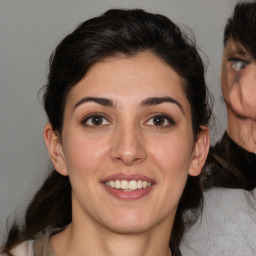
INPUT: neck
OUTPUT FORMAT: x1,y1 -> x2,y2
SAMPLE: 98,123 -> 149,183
227,108 -> 256,153
51,218 -> 173,256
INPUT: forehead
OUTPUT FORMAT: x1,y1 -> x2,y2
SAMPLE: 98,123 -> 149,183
67,52 -> 188,104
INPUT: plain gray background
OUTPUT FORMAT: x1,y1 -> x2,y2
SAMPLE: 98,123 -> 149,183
0,0 -> 241,242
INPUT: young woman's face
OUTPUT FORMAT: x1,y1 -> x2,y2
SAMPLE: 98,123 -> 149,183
221,39 -> 256,119
46,52 -> 208,235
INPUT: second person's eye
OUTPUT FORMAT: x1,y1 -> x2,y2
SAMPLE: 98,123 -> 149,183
231,59 -> 248,71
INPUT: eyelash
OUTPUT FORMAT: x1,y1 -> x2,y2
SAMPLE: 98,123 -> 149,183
228,58 -> 249,72
145,113 -> 176,127
81,113 -> 176,128
81,113 -> 111,127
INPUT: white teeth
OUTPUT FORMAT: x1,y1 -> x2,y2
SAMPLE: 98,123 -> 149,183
109,181 -> 115,188
121,180 -> 129,189
115,180 -> 121,189
137,180 -> 143,189
104,179 -> 152,191
128,180 -> 137,190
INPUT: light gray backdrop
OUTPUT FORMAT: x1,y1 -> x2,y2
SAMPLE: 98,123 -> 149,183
0,0 -> 241,242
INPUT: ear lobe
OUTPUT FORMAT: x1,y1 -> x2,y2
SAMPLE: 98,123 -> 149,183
43,123 -> 68,176
188,126 -> 210,177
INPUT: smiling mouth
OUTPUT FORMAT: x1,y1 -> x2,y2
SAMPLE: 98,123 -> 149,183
104,180 -> 152,192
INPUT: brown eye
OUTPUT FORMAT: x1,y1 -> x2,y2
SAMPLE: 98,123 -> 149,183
153,116 -> 166,125
82,114 -> 110,126
91,116 -> 104,125
146,114 -> 175,127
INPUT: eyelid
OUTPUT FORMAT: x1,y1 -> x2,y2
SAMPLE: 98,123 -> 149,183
227,57 -> 249,62
144,113 -> 176,127
81,112 -> 111,126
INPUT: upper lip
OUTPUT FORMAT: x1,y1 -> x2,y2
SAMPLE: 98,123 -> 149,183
101,173 -> 155,184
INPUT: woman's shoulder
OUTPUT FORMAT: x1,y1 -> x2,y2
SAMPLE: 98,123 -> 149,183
203,187 -> 256,207
180,187 -> 256,256
204,186 -> 255,197
1,226 -> 62,256
201,187 -> 256,230
5,240 -> 34,256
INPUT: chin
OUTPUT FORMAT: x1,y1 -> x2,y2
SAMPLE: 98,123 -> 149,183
104,212 -> 154,234
110,223 -> 152,235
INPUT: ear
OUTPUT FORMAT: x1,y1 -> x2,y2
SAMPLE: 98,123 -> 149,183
43,123 -> 68,176
188,126 -> 210,176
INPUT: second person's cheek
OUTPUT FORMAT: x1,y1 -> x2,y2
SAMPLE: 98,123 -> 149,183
240,73 -> 256,119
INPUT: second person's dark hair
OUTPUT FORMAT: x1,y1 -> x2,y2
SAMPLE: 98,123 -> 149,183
224,1 -> 256,59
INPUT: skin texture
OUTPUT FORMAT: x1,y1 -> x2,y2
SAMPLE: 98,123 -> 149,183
221,39 -> 256,152
44,52 -> 209,256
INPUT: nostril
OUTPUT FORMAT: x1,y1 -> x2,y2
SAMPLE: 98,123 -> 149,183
110,129 -> 147,164
111,148 -> 147,165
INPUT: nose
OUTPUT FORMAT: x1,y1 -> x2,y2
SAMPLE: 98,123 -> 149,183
110,124 -> 147,166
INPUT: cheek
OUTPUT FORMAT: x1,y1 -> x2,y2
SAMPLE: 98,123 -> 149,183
152,136 -> 192,210
148,131 -> 193,176
229,68 -> 256,118
221,62 -> 229,99
221,63 -> 236,102
239,70 -> 256,117
62,132 -> 110,176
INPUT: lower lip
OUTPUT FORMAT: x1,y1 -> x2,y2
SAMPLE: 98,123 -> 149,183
103,184 -> 153,200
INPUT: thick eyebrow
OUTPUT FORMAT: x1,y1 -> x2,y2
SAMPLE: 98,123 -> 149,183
226,47 -> 249,58
73,97 -> 114,110
226,51 -> 248,57
141,97 -> 184,113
